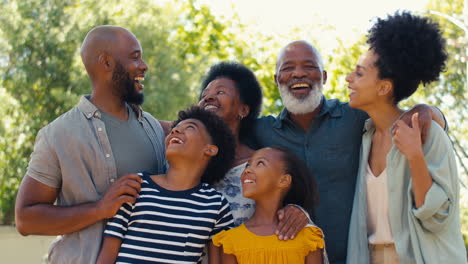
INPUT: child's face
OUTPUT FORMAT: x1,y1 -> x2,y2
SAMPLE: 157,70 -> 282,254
165,118 -> 215,159
241,148 -> 286,199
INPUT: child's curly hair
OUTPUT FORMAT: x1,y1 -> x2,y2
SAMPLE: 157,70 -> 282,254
172,106 -> 235,185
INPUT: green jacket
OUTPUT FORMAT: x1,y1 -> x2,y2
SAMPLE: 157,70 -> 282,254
347,120 -> 466,264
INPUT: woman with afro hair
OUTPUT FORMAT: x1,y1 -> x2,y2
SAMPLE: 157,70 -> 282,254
345,11 -> 466,264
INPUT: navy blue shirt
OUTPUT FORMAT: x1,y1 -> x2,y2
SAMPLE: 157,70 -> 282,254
253,97 -> 368,264
104,172 -> 234,263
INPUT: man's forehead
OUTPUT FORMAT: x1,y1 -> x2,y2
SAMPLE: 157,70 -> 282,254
115,33 -> 142,54
278,43 -> 319,64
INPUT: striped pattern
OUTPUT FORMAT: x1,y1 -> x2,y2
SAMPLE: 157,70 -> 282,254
104,172 -> 234,264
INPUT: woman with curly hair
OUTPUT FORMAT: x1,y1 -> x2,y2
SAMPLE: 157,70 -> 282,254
198,62 -> 310,230
345,12 -> 466,264
198,62 -> 263,226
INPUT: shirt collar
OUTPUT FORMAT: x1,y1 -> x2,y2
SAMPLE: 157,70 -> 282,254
273,96 -> 343,128
77,95 -> 144,121
363,118 -> 375,133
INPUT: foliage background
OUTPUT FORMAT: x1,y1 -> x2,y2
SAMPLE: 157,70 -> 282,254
0,0 -> 466,247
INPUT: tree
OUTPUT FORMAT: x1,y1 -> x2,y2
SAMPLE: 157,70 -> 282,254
425,0 -> 468,249
0,0 -> 271,224
424,0 -> 467,184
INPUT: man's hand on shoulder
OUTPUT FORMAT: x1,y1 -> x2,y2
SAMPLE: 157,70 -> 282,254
276,205 -> 309,240
396,104 -> 446,144
97,174 -> 142,219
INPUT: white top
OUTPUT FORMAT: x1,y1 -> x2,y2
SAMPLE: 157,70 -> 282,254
366,164 -> 394,244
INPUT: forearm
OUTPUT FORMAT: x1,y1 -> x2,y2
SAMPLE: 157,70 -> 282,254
208,242 -> 221,264
16,201 -> 104,236
305,250 -> 322,264
408,152 -> 433,208
97,236 -> 122,264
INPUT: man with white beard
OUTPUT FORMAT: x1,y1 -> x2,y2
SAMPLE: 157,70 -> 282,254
252,40 -> 446,264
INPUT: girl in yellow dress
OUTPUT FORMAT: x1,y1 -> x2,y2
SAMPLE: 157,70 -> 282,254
213,147 -> 327,264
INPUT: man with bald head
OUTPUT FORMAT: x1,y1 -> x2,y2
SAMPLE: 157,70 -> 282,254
15,26 -> 166,263
252,40 -> 446,264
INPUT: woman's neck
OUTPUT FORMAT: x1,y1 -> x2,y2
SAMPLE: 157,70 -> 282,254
226,120 -> 254,167
366,103 -> 404,132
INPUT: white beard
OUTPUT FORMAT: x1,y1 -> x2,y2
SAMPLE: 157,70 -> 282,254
279,83 -> 323,114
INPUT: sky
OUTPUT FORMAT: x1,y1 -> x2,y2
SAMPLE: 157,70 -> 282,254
198,0 -> 429,50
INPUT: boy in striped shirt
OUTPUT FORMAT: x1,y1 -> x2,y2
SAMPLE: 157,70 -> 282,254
97,106 -> 235,264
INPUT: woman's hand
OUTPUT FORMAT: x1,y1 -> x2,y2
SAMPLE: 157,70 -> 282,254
393,113 -> 424,160
397,104 -> 446,144
276,205 -> 309,240
394,113 -> 433,208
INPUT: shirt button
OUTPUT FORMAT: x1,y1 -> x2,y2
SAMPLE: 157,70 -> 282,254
94,112 -> 99,117
105,154 -> 110,158
98,127 -> 102,132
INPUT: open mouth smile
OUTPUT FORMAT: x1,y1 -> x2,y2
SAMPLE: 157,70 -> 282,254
134,76 -> 145,90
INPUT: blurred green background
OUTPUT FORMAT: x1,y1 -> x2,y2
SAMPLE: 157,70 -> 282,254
0,0 -> 466,256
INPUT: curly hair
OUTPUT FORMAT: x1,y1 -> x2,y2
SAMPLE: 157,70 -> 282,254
172,106 -> 236,185
367,11 -> 447,104
200,62 -> 263,142
269,147 -> 318,214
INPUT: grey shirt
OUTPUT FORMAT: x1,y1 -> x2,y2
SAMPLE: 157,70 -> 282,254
100,104 -> 159,176
26,95 -> 166,264
253,97 -> 368,264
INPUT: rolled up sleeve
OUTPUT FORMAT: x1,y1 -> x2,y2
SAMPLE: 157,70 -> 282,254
26,127 -> 62,188
412,182 -> 451,233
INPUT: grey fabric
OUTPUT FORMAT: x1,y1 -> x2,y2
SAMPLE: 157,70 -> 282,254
100,105 -> 159,176
252,96 -> 368,264
26,95 -> 166,264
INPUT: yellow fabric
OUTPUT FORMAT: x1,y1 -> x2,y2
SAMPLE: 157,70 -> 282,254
212,224 -> 324,263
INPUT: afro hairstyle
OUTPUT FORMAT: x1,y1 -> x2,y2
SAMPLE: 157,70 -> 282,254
367,11 -> 447,104
200,61 -> 263,143
172,106 -> 235,185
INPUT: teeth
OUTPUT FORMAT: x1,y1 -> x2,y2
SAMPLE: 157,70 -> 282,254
204,105 -> 218,110
169,138 -> 183,144
135,76 -> 145,81
243,179 -> 255,184
291,83 -> 309,89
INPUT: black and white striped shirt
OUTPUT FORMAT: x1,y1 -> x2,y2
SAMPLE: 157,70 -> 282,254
104,172 -> 234,264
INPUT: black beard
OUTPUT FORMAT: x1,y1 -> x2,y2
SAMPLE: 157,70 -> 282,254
112,62 -> 144,105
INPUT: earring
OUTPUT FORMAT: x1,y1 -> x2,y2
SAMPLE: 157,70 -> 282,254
238,114 -> 244,120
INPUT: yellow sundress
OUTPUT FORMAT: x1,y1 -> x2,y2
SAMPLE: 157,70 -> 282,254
212,224 -> 325,263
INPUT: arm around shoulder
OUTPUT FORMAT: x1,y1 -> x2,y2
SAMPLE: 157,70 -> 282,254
15,127 -> 106,235
15,176 -> 104,235
15,172 -> 141,236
